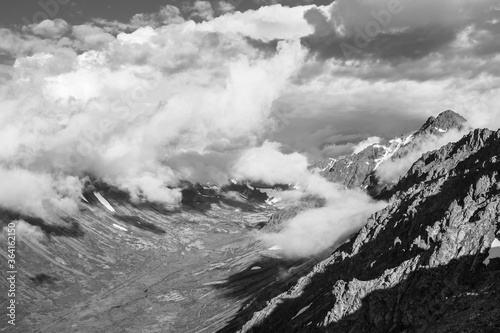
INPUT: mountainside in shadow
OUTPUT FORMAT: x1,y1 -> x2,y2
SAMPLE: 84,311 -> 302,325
233,128 -> 500,333
315,110 -> 468,192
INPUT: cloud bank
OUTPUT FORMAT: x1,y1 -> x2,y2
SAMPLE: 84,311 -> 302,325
0,7 -> 311,217
232,141 -> 386,257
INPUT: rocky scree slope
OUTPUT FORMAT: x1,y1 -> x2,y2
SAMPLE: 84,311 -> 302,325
236,128 -> 500,333
316,110 -> 467,191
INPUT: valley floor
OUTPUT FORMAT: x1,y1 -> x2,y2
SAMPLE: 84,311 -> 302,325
0,194 -> 306,333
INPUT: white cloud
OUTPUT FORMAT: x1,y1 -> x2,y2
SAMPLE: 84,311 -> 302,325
130,5 -> 185,27
190,1 -> 215,21
72,25 -> 114,50
0,9 -> 309,215
197,4 -> 319,41
231,141 -> 386,257
0,168 -> 82,217
218,1 -> 236,14
352,136 -> 381,154
1,0 -> 498,244
258,198 -> 385,258
7,220 -> 45,243
0,28 -> 52,57
231,141 -> 310,185
28,19 -> 69,39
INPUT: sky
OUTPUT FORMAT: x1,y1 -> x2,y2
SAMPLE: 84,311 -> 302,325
0,0 -> 333,27
0,0 -> 500,219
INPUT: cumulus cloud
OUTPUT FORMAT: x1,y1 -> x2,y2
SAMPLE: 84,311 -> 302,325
303,0 -> 499,61
0,168 -> 82,217
11,220 -> 46,242
231,141 -> 386,257
197,4 -> 320,41
231,141 -> 309,185
0,28 -> 55,58
92,5 -> 185,34
130,5 -> 185,27
0,0 -> 498,242
352,136 -> 381,154
27,19 -> 70,39
217,1 -> 236,14
0,7 -> 310,216
190,1 -> 215,21
71,25 -> 114,51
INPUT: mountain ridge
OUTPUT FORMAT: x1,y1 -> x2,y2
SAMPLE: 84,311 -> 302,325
315,110 -> 469,193
231,127 -> 500,332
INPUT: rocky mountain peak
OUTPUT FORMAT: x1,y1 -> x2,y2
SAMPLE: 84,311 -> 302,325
415,109 -> 467,137
316,110 -> 468,192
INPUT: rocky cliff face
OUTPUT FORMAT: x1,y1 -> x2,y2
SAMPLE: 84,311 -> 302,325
316,110 -> 468,191
235,128 -> 500,333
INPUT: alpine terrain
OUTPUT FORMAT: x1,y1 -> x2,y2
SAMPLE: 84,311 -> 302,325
234,128 -> 500,332
2,110 -> 499,333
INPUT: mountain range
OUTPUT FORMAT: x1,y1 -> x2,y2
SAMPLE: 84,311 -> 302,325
2,110 -> 499,333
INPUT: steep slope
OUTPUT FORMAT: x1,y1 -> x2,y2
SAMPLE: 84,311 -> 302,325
317,110 -> 467,190
235,128 -> 500,333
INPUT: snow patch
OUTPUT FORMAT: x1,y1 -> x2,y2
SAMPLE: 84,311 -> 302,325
292,303 -> 312,320
434,127 -> 447,133
202,280 -> 227,286
94,192 -> 116,213
322,158 -> 337,172
402,134 -> 414,145
268,245 -> 281,251
112,224 -> 127,232
374,139 -> 405,170
484,238 -> 500,265
80,194 -> 89,203
202,183 -> 219,190
266,197 -> 281,205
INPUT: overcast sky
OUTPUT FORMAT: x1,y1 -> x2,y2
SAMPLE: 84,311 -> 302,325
0,0 -> 499,185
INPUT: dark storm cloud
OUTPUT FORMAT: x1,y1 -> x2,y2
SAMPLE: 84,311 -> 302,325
469,19 -> 500,57
362,25 -> 458,61
301,0 -> 500,64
